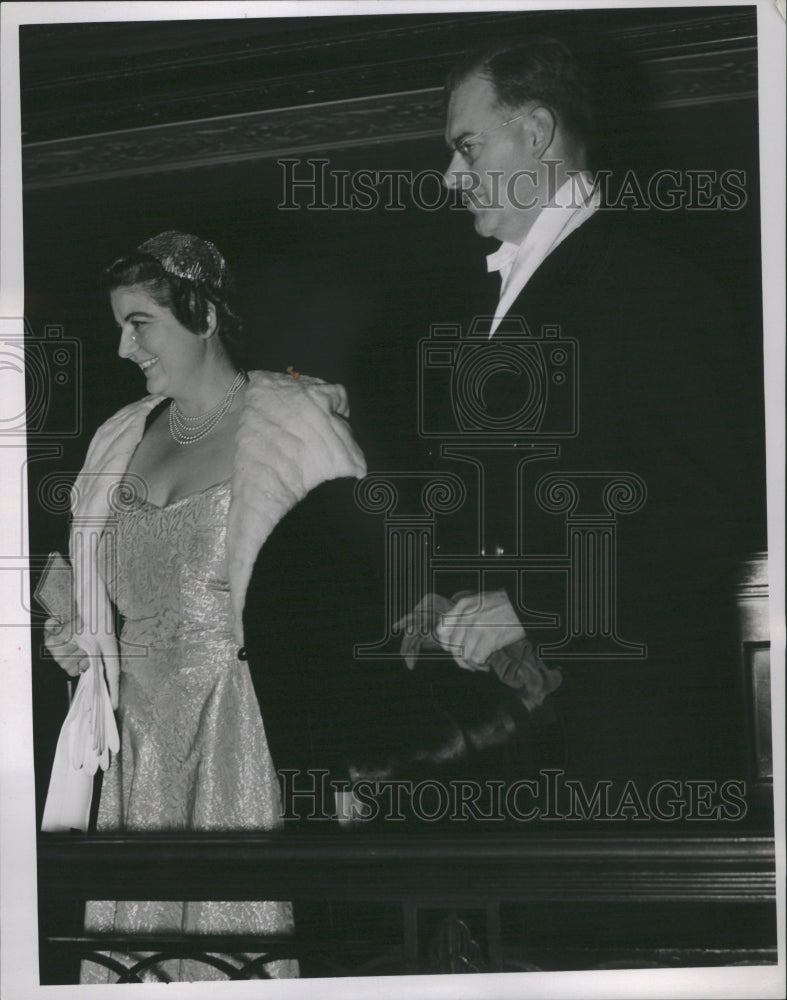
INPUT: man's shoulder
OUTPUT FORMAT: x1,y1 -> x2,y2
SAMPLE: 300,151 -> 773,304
525,210 -> 726,311
559,210 -> 697,275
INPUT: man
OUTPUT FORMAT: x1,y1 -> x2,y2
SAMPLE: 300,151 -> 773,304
432,38 -> 598,669
425,37 -> 761,778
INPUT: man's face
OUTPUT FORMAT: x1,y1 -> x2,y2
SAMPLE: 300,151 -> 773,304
444,73 -> 539,245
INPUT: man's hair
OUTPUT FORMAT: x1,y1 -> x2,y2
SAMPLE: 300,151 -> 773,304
446,37 -> 594,148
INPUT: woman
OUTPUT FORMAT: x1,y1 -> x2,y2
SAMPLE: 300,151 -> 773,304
42,231 -> 366,982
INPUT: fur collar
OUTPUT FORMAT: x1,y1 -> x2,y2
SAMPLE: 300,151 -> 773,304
228,371 -> 366,642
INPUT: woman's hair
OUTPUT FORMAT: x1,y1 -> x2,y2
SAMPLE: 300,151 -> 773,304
104,231 -> 247,369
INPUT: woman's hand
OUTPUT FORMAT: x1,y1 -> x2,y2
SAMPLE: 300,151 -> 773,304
43,617 -> 89,677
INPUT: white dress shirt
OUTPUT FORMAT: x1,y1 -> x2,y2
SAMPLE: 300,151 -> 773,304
486,172 -> 600,337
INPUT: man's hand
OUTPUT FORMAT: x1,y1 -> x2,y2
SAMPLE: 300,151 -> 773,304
434,589 -> 525,671
43,617 -> 89,677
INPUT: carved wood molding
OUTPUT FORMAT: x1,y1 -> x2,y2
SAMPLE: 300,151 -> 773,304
19,9 -> 757,138
641,48 -> 759,108
22,33 -> 757,190
22,44 -> 758,191
39,830 -> 776,981
38,831 -> 776,903
22,89 -> 446,190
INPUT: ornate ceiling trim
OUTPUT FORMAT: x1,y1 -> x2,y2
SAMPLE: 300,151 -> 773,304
22,47 -> 757,190
642,48 -> 759,109
23,89 -> 446,190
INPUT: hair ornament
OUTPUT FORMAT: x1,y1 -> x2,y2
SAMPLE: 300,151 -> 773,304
137,231 -> 230,292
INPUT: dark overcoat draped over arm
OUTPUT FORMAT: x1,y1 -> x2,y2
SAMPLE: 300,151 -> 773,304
243,479 -> 563,823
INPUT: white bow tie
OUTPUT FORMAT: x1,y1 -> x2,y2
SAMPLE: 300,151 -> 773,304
486,242 -> 519,277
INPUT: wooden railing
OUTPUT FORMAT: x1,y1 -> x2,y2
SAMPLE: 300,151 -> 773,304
38,828 -> 777,982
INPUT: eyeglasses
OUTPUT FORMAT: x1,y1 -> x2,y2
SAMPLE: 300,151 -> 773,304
450,113 -> 525,162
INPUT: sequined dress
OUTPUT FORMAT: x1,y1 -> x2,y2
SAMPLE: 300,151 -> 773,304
82,479 -> 297,983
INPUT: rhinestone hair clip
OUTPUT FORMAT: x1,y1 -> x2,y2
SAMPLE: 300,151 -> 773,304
137,231 -> 230,292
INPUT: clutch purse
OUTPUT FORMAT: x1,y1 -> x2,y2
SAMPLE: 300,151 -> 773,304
34,551 -> 74,625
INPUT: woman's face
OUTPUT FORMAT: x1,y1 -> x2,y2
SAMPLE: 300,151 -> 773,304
111,284 -> 208,399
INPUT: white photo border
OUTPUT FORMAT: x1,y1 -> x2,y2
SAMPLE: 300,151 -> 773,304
1,2 -> 784,998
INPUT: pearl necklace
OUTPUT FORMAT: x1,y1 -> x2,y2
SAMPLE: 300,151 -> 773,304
169,371 -> 246,446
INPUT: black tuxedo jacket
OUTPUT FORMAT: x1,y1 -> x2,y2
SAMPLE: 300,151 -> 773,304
421,211 -> 764,777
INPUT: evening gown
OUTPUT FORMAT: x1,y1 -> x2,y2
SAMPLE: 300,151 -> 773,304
81,479 -> 297,983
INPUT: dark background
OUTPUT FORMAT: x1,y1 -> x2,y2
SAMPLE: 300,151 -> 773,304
21,6 -> 768,823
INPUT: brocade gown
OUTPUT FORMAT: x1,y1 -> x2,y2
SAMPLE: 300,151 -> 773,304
81,479 -> 297,983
